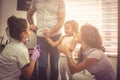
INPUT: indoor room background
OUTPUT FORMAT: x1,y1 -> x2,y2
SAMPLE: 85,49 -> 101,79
0,0 -> 119,80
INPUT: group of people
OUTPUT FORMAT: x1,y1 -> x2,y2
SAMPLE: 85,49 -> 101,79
0,0 -> 116,80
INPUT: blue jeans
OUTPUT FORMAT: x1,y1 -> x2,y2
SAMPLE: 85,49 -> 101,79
37,34 -> 61,80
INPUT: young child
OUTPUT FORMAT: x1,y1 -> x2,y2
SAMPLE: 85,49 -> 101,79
44,20 -> 79,80
58,23 -> 116,80
0,15 -> 40,80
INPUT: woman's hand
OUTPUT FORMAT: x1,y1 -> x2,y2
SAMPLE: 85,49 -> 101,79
58,44 -> 70,55
43,28 -> 52,38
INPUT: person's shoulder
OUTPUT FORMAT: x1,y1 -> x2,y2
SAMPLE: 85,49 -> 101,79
11,42 -> 28,54
86,48 -> 103,59
88,48 -> 103,54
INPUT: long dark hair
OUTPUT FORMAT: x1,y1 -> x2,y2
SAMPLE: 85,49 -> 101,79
7,15 -> 27,41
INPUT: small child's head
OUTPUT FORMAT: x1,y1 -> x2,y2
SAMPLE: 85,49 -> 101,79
64,20 -> 79,36
7,15 -> 30,42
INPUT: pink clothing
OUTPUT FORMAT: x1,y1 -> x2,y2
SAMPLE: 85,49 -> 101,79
60,36 -> 74,56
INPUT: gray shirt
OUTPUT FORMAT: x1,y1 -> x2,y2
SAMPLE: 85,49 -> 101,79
0,40 -> 30,80
82,48 -> 116,80
30,0 -> 65,37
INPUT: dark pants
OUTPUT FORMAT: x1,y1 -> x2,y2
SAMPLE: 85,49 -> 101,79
37,34 -> 61,80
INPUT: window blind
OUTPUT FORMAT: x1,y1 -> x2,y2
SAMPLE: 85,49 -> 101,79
65,0 -> 118,55
100,0 -> 118,55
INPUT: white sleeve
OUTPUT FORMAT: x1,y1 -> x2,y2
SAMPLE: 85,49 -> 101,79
87,50 -> 103,60
18,50 -> 30,68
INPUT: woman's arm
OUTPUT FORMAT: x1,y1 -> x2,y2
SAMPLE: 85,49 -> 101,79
21,59 -> 36,79
46,36 -> 64,47
22,45 -> 40,79
68,56 -> 98,74
58,45 -> 98,74
48,10 -> 65,35
27,9 -> 37,32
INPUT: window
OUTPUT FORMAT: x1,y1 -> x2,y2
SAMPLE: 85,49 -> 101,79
64,0 -> 118,56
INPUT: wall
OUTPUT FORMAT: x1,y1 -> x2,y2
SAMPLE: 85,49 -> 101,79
0,0 -> 26,36
0,0 -> 36,48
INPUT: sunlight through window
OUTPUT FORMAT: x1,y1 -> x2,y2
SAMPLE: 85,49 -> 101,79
64,0 -> 118,56
33,0 -> 118,56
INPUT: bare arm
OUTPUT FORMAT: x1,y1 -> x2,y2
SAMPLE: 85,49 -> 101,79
22,59 -> 36,79
49,12 -> 65,36
27,9 -> 35,25
58,45 -> 98,74
46,36 -> 64,47
27,9 -> 37,32
68,56 -> 98,74
21,45 -> 40,79
52,12 -> 65,33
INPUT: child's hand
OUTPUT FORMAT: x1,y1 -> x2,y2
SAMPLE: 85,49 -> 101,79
43,28 -> 50,38
31,44 -> 41,61
58,44 -> 69,55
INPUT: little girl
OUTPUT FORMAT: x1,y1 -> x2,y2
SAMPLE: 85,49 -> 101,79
44,20 -> 79,80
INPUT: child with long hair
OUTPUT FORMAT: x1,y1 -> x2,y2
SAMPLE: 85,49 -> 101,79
44,20 -> 79,80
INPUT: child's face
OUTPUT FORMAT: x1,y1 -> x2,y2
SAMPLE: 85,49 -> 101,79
64,24 -> 74,36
